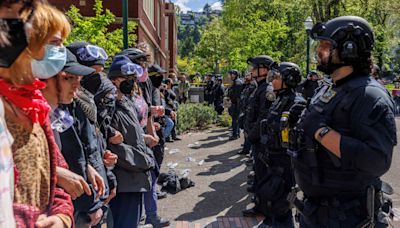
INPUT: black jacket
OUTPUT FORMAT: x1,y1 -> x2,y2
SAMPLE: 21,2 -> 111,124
293,74 -> 397,197
245,79 -> 273,144
108,96 -> 154,193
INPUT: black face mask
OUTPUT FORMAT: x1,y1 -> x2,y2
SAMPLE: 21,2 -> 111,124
0,19 -> 28,68
150,75 -> 163,88
119,79 -> 135,95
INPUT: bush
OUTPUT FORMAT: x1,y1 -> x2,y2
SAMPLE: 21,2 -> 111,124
177,103 -> 218,132
216,111 -> 232,127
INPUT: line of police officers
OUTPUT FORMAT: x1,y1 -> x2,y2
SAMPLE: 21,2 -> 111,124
233,15 -> 397,228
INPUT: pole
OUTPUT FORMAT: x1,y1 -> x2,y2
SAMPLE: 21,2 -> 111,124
306,32 -> 310,74
122,0 -> 128,49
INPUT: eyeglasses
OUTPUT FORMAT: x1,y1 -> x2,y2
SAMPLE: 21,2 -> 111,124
77,44 -> 108,62
121,62 -> 144,77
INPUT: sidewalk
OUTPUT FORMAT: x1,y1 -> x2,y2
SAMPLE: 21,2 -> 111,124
157,126 -> 400,227
158,127 -> 261,227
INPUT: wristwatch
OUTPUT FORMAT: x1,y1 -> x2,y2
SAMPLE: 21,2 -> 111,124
316,126 -> 332,142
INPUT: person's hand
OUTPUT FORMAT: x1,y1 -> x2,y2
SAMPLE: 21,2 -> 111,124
154,122 -> 161,131
108,130 -> 124,144
103,187 -> 117,205
35,214 -> 66,228
56,167 -> 91,200
86,165 -> 105,199
288,101 -> 307,128
88,208 -> 103,227
299,105 -> 328,139
170,111 -> 177,120
144,134 -> 159,148
151,106 -> 165,117
103,150 -> 118,168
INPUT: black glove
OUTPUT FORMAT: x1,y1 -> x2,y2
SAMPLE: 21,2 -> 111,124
299,105 -> 328,139
288,101 -> 307,128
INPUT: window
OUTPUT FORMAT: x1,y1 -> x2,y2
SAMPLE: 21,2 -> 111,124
143,0 -> 155,25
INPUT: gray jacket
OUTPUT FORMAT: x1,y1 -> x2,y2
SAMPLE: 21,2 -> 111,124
108,97 -> 154,193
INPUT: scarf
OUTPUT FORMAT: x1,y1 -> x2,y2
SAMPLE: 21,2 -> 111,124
0,79 -> 50,126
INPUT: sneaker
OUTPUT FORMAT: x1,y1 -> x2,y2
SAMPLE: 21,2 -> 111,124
157,191 -> 167,199
145,215 -> 170,228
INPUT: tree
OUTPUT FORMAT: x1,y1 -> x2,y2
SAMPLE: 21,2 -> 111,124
65,0 -> 137,65
195,18 -> 228,73
203,3 -> 212,17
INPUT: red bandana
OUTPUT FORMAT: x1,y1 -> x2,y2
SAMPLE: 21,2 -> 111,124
0,79 -> 50,126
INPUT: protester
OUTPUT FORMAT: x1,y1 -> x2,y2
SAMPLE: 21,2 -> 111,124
107,55 -> 155,228
0,2 -> 74,227
178,74 -> 190,103
213,76 -> 225,115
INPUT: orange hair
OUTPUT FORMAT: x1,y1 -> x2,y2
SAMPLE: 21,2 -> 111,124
0,2 -> 71,85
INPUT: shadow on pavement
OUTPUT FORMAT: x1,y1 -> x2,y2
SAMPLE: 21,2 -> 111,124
176,149 -> 251,221
197,148 -> 243,176
199,132 -> 230,142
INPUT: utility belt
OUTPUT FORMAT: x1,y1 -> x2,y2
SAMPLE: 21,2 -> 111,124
293,185 -> 394,228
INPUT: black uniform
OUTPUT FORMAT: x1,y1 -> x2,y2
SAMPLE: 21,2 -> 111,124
245,79 -> 273,189
213,82 -> 225,115
227,78 -> 244,138
257,89 -> 303,226
299,78 -> 320,101
291,74 -> 396,227
204,79 -> 215,105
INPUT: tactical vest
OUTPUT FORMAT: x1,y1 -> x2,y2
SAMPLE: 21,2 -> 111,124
260,91 -> 299,153
291,76 -> 392,197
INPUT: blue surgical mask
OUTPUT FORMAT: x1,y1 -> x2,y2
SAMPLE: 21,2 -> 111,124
32,45 -> 67,79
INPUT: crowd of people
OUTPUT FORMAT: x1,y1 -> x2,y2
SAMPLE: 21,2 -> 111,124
0,1 -> 189,227
0,1 -> 398,228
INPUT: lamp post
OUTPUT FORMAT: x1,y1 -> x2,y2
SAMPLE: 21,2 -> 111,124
304,16 -> 313,74
215,59 -> 220,74
122,0 -> 128,49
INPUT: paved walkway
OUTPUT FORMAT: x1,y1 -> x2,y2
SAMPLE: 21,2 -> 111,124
158,127 -> 261,227
158,125 -> 400,228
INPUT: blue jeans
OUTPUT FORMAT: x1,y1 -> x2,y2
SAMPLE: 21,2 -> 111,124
144,170 -> 158,217
110,192 -> 143,228
163,116 -> 174,138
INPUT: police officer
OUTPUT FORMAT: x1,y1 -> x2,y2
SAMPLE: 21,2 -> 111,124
298,70 -> 321,101
213,75 -> 225,115
256,62 -> 302,227
227,69 -> 244,140
238,71 -> 257,155
204,73 -> 215,105
289,16 -> 397,227
242,56 -> 277,217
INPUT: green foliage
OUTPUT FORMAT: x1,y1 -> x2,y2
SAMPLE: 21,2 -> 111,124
179,0 -> 400,75
216,111 -> 232,127
65,0 -> 137,65
177,103 -> 218,132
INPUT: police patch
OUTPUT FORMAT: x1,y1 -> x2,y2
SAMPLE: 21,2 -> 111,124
319,88 -> 337,103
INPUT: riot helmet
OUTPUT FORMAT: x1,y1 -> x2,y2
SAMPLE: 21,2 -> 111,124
278,62 -> 302,88
228,69 -> 240,80
247,55 -> 278,79
310,16 -> 374,74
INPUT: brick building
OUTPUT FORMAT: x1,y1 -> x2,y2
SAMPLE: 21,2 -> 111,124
50,0 -> 178,74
